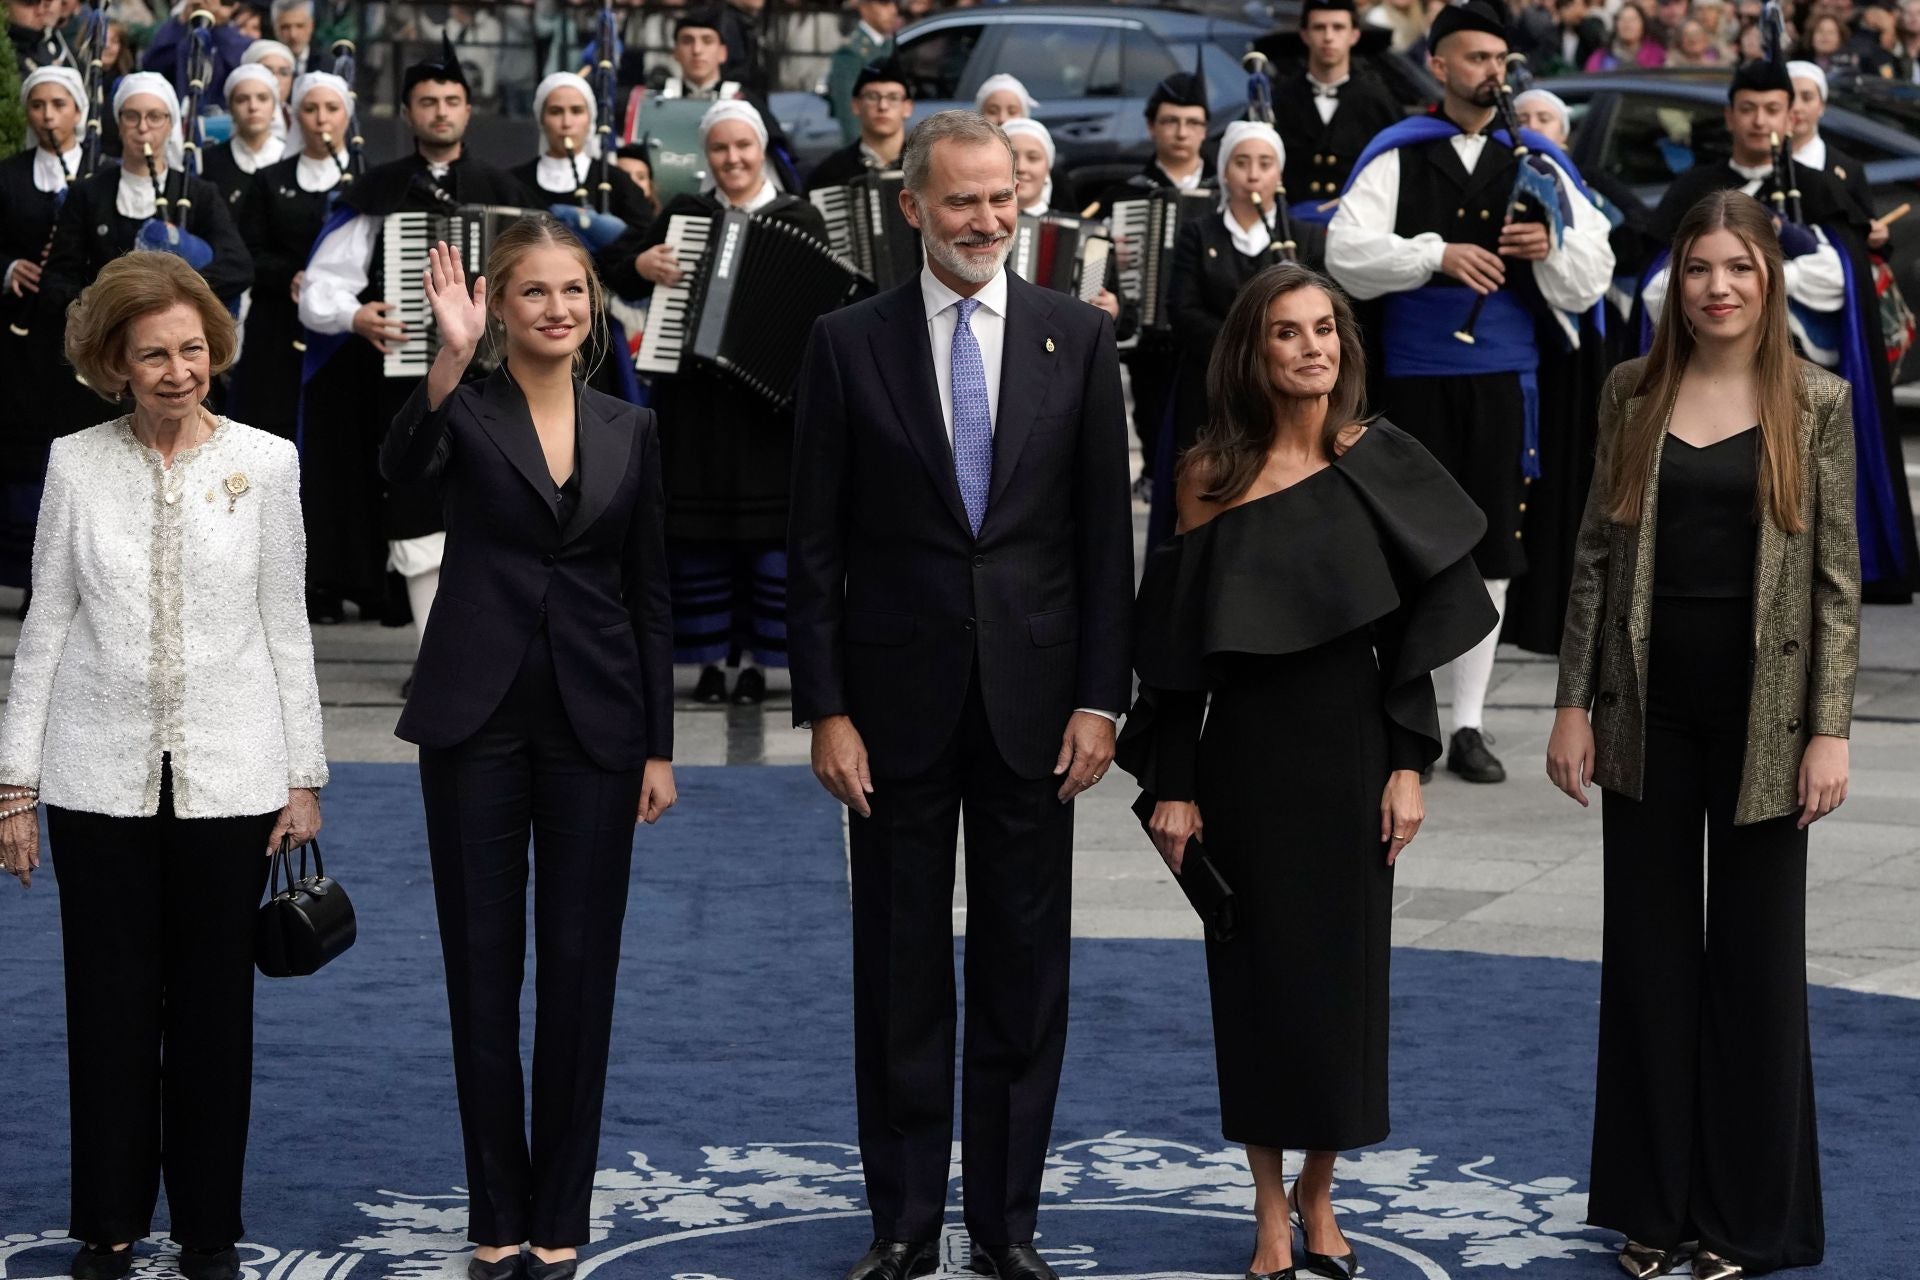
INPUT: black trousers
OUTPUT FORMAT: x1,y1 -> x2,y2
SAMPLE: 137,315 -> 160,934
1590,598 -> 1823,1274
47,763 -> 277,1249
1125,347 -> 1176,480
418,622 -> 644,1248
849,672 -> 1074,1248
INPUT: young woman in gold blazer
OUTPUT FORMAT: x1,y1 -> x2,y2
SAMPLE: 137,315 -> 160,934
1546,190 -> 1860,1280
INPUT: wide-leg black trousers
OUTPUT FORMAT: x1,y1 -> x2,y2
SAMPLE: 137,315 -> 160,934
418,622 -> 644,1248
47,763 -> 277,1250
849,673 -> 1075,1248
1589,597 -> 1823,1274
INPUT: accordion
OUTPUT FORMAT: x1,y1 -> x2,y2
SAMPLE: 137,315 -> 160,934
1008,213 -> 1112,305
1109,188 -> 1214,332
634,207 -> 859,408
380,205 -> 539,379
809,168 -> 921,290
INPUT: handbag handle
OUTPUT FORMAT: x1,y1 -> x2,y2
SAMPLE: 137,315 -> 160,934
268,835 -> 326,897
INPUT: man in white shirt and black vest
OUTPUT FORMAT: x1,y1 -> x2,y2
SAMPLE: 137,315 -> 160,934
1275,0 -> 1400,207
1327,0 -> 1613,784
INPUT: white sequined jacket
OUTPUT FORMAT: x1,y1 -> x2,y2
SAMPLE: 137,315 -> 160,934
0,418 -> 329,818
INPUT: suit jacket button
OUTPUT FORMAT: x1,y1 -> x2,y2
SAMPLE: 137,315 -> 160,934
542,553 -> 556,566
1599,690 -> 1617,706
1788,717 -> 1802,731
964,617 -> 975,631
1783,639 -> 1800,654
973,554 -> 985,567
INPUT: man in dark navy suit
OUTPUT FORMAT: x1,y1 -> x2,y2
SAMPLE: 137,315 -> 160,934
789,110 -> 1135,1280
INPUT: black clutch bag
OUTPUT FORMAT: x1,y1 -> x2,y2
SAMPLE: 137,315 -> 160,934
1175,839 -> 1237,944
256,837 -> 356,977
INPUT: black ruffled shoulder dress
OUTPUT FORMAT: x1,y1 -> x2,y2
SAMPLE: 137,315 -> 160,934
1116,419 -> 1497,1151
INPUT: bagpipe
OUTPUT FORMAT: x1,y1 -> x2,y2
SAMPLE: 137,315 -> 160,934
327,38 -> 368,190
1454,55 -> 1569,345
135,8 -> 217,270
1241,51 -> 1297,264
552,0 -> 634,254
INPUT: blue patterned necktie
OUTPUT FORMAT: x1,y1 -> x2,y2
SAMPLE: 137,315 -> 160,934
950,297 -> 992,536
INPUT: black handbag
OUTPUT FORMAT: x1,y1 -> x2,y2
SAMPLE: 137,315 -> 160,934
256,837 -> 356,977
1175,838 -> 1238,944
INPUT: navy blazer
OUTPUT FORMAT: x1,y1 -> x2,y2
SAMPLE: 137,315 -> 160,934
381,366 -> 673,770
788,271 -> 1135,781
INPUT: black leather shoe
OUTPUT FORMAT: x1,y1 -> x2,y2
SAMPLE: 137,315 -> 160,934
1288,1183 -> 1357,1279
969,1242 -> 1059,1280
467,1253 -> 524,1280
844,1238 -> 939,1280
69,1245 -> 133,1280
177,1247 -> 240,1280
524,1256 -> 577,1280
693,664 -> 728,703
1618,1241 -> 1682,1278
1690,1250 -> 1742,1280
1446,727 -> 1506,784
731,666 -> 767,705
1245,1271 -> 1298,1280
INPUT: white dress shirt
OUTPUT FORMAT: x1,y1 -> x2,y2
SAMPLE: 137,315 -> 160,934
116,164 -> 164,219
1223,206 -> 1273,258
1792,133 -> 1827,172
1307,72 -> 1349,125
32,143 -> 79,192
300,160 -> 455,333
921,262 -> 1007,442
231,133 -> 286,174
294,151 -> 342,193
0,419 -> 329,816
1168,164 -> 1204,192
720,178 -> 780,213
1326,134 -> 1615,316
1639,159 -> 1848,327
536,151 -> 589,195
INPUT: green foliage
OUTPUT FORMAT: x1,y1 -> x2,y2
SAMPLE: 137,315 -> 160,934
0,51 -> 26,157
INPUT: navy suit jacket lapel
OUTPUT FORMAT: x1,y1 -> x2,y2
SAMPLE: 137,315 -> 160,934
564,391 -> 633,544
477,367 -> 556,511
869,278 -> 972,535
986,274 -> 1059,517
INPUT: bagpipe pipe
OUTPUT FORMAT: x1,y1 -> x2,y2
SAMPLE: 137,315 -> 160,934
134,8 -> 216,270
1453,54 -> 1569,345
1240,50 -> 1297,265
551,0 -> 630,255
327,38 -> 368,189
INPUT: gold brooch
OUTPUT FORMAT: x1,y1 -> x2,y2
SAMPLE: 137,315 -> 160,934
224,472 -> 250,514
1045,337 -> 1055,353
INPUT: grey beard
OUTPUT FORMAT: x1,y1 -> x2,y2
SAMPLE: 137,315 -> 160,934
924,229 -> 1010,284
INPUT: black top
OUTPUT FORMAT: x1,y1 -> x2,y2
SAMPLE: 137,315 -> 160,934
1654,428 -> 1759,599
1116,420 -> 1499,802
553,415 -> 583,527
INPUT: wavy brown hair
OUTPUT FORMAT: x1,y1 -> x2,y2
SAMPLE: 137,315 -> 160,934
1612,189 -> 1806,532
1180,263 -> 1369,504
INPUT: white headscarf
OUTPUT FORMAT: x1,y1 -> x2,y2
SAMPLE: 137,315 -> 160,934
21,65 -> 87,129
698,98 -> 777,199
113,71 -> 185,170
1512,88 -> 1570,142
242,38 -> 297,71
224,62 -> 280,102
285,70 -> 350,158
533,71 -> 601,161
1001,117 -> 1055,213
973,74 -> 1037,116
1786,59 -> 1828,101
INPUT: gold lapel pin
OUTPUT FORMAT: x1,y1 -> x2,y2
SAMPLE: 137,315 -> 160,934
1045,337 -> 1055,353
224,472 -> 250,514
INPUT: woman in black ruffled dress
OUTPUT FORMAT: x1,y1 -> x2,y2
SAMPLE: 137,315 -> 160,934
1116,263 -> 1496,1280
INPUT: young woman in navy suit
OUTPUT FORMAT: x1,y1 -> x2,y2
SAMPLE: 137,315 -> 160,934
381,217 -> 676,1280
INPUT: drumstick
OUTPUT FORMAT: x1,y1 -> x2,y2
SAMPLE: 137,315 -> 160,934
1873,202 -> 1910,229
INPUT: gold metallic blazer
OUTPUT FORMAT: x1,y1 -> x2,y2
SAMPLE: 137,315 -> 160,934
1555,357 -> 1861,825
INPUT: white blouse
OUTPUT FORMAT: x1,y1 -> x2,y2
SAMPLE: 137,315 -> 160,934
0,418 -> 329,818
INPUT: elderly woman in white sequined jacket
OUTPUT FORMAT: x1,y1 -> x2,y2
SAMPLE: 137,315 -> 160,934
0,252 -> 327,1280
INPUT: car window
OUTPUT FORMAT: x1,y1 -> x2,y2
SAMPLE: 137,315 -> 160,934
896,23 -> 986,102
963,24 -> 1118,101
1122,28 -> 1180,98
1602,94 -> 1731,184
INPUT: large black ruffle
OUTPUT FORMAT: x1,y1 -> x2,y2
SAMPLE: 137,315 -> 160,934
1117,420 -> 1499,800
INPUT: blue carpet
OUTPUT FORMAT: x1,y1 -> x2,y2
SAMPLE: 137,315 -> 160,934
1,762 -> 1915,1280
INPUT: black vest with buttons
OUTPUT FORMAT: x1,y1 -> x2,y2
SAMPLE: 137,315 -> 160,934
1276,69 -> 1401,202
1393,134 -> 1520,254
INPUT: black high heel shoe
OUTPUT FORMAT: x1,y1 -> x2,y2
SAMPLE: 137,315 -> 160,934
1617,1240 -> 1682,1278
467,1251 -> 524,1280
1288,1183 -> 1358,1279
69,1244 -> 132,1280
1690,1250 -> 1742,1280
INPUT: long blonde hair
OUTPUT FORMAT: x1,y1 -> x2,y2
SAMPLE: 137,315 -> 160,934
1612,189 -> 1806,533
